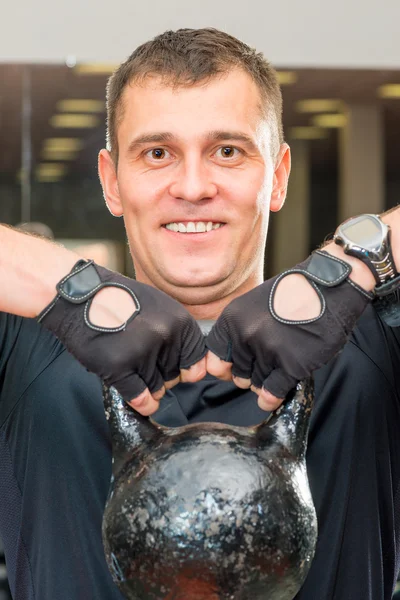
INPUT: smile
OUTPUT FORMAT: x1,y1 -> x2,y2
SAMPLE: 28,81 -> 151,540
162,221 -> 226,233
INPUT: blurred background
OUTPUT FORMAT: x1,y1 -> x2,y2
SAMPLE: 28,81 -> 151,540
1,0 -> 400,597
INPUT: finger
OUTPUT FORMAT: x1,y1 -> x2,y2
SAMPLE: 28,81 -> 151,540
128,388 -> 161,416
262,368 -> 299,407
180,357 -> 207,383
250,382 -> 283,411
205,350 -> 233,381
179,322 -> 207,366
164,375 -> 181,390
251,361 -> 272,391
228,347 -> 253,381
232,375 -> 252,389
113,372 -> 147,403
257,388 -> 284,411
152,384 -> 166,402
143,365 -> 166,396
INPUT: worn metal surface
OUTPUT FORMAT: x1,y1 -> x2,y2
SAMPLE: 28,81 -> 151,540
102,380 -> 317,600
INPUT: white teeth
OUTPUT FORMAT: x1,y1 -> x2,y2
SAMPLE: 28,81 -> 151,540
164,221 -> 224,233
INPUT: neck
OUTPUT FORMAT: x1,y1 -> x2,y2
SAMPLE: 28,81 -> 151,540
181,273 -> 263,320
134,265 -> 264,320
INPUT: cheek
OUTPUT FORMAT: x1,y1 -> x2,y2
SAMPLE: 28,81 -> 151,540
117,174 -> 161,218
227,170 -> 271,219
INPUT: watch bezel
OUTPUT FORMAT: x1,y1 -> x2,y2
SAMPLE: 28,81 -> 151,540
334,214 -> 396,288
334,214 -> 388,254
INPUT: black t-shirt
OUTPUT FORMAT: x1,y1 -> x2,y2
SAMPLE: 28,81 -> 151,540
0,306 -> 400,600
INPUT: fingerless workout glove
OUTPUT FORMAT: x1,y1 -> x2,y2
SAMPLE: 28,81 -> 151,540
206,251 -> 373,400
38,260 -> 206,401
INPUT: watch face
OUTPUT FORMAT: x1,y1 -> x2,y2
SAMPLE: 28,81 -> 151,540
341,215 -> 383,250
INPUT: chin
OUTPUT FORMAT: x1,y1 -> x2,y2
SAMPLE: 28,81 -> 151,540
155,266 -> 239,308
161,267 -> 229,289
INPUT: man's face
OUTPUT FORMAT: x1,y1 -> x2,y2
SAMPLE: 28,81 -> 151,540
99,69 -> 289,307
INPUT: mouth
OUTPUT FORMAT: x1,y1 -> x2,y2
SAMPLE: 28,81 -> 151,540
161,220 -> 226,234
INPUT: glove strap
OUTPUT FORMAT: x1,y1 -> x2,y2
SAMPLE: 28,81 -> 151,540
37,259 -> 140,333
55,259 -> 103,303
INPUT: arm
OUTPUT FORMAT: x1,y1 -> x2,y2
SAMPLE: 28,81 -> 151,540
206,205 -> 400,410
0,224 -> 79,317
0,224 -> 206,413
271,206 -> 400,322
0,224 -> 147,329
323,205 -> 400,292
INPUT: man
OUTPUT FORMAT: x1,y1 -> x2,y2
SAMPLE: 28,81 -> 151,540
1,27 -> 400,600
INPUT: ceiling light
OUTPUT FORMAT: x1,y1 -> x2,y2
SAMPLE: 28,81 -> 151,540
42,149 -> 78,161
296,99 -> 343,113
290,126 -> 329,140
377,84 -> 400,98
74,63 -> 118,76
57,99 -> 105,113
276,71 -> 298,86
36,175 -> 65,183
36,163 -> 67,179
312,114 -> 347,128
43,138 -> 83,151
50,114 -> 100,128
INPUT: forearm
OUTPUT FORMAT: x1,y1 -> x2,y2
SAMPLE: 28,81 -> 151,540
0,224 -> 80,318
324,205 -> 400,293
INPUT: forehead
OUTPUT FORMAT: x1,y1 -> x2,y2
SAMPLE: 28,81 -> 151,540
117,70 -> 267,143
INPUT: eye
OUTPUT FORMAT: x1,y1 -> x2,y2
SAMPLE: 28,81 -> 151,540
215,146 -> 241,160
145,148 -> 170,160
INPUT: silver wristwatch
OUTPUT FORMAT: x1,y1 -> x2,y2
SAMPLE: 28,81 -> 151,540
333,213 -> 400,297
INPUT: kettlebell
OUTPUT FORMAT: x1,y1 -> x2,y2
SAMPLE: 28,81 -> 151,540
102,321 -> 317,600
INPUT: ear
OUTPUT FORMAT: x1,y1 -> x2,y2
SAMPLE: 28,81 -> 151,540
98,149 -> 124,217
270,143 -> 291,213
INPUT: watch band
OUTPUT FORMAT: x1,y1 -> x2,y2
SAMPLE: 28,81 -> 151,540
368,228 -> 397,285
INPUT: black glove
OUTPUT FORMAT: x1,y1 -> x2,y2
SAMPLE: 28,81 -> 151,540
38,260 -> 206,401
206,250 -> 373,399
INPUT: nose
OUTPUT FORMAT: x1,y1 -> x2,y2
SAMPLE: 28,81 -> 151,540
168,155 -> 217,204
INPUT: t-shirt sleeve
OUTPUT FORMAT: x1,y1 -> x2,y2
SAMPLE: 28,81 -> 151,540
0,312 -> 65,427
0,312 -> 23,422
0,312 -> 23,377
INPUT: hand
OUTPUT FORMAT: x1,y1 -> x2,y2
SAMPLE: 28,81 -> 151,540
38,260 -> 207,415
206,251 -> 372,411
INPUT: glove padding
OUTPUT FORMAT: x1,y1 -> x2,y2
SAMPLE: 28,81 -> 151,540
206,251 -> 373,400
38,260 -> 206,401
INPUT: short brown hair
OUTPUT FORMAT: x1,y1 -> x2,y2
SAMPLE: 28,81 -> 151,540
106,28 -> 283,163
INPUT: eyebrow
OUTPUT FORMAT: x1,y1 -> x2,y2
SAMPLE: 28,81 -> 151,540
127,130 -> 259,154
206,130 -> 258,150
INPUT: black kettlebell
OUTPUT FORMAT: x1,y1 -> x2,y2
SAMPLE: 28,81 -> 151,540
102,322 -> 317,600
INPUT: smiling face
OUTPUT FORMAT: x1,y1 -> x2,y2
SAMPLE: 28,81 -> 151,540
99,69 -> 290,317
